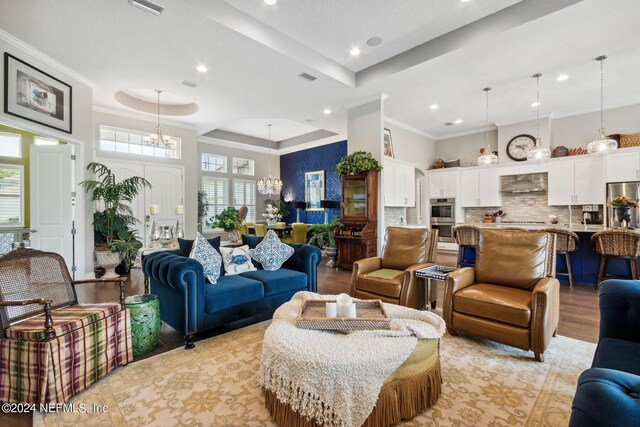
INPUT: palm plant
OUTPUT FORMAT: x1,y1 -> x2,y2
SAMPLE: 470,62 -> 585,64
308,216 -> 342,248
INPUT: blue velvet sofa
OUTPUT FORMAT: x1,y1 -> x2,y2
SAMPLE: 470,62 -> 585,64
142,236 -> 321,348
569,279 -> 640,426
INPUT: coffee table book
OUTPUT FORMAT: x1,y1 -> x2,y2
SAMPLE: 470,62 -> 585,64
296,299 -> 391,331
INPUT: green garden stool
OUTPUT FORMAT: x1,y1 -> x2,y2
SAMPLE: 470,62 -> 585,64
125,294 -> 161,357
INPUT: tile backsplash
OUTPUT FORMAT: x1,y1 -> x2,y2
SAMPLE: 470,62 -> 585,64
385,207 -> 407,226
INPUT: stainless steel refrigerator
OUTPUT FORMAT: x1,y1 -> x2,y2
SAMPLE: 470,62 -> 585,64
607,181 -> 640,228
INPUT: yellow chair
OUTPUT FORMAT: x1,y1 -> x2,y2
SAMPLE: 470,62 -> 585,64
254,224 -> 267,237
275,222 -> 286,228
291,223 -> 308,243
240,222 -> 255,236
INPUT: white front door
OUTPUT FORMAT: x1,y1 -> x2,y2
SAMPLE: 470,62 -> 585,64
30,144 -> 74,268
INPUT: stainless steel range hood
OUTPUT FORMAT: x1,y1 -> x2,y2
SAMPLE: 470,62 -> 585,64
501,174 -> 546,193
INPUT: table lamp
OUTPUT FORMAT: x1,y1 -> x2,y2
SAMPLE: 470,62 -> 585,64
293,201 -> 306,223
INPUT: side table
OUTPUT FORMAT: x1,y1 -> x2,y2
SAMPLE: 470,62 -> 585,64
125,294 -> 161,357
415,265 -> 458,311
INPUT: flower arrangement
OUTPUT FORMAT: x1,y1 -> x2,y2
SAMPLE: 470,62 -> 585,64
262,204 -> 283,222
335,150 -> 383,177
610,196 -> 639,208
210,207 -> 241,231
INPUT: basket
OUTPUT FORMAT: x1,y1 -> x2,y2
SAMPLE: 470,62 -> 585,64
296,299 -> 391,331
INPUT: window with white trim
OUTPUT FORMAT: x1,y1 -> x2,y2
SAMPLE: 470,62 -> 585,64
0,133 -> 21,158
99,125 -> 181,159
233,179 -> 256,222
0,165 -> 23,227
202,176 -> 229,227
34,137 -> 60,146
232,157 -> 254,176
202,153 -> 227,172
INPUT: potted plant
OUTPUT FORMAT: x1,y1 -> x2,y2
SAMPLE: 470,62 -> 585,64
81,162 -> 151,278
611,196 -> 638,228
197,191 -> 208,232
335,150 -> 383,177
211,207 -> 241,242
308,216 -> 342,267
262,204 -> 283,226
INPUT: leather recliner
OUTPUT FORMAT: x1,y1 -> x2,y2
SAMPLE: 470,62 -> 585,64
443,229 -> 559,362
350,227 -> 438,309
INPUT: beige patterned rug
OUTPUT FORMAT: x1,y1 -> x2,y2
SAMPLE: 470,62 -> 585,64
35,321 -> 595,427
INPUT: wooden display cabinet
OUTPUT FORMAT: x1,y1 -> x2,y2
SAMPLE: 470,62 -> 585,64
334,170 -> 378,269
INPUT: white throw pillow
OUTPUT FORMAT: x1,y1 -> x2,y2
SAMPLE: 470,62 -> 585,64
189,232 -> 222,284
249,230 -> 294,271
220,245 -> 256,276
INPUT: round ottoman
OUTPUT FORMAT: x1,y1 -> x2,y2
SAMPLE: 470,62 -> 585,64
125,294 -> 161,357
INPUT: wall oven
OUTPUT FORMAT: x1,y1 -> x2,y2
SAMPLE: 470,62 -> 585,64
430,199 -> 455,242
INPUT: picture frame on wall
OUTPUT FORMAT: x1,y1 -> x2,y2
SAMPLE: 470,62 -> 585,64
383,128 -> 394,158
4,53 -> 72,134
305,170 -> 325,211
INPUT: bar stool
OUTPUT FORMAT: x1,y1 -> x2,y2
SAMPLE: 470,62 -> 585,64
453,225 -> 480,268
591,229 -> 640,290
542,228 -> 579,287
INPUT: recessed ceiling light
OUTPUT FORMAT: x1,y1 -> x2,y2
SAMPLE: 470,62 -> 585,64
367,37 -> 383,47
461,0 -> 471,2
557,74 -> 569,81
350,47 -> 361,56
323,108 -> 331,115
455,119 -> 463,124
264,0 -> 277,5
430,104 -> 439,110
531,101 -> 541,107
196,65 -> 207,73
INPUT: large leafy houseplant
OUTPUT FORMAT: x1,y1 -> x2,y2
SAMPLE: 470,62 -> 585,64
335,150 -> 383,177
308,216 -> 342,249
197,191 -> 208,231
210,207 -> 241,231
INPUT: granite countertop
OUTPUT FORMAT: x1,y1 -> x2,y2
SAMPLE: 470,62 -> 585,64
455,222 -> 608,233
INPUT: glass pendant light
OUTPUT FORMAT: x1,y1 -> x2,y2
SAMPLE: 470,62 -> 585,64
477,87 -> 498,166
587,55 -> 617,154
257,124 -> 283,196
527,73 -> 551,161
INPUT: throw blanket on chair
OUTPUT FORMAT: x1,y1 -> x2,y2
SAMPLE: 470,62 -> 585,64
257,291 -> 446,427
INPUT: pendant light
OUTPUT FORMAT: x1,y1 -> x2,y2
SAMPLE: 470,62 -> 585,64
477,87 -> 498,166
587,55 -> 617,153
527,73 -> 551,161
143,90 -> 174,148
257,124 -> 283,196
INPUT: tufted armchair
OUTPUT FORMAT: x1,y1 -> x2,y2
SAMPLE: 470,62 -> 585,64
443,229 -> 559,362
350,227 -> 438,309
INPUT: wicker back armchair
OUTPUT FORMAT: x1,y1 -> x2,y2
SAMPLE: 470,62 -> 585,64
542,228 -> 579,287
0,248 -> 132,404
453,225 -> 481,268
591,230 -> 640,288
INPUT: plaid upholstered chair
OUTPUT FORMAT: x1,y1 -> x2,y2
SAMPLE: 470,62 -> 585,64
0,248 -> 132,404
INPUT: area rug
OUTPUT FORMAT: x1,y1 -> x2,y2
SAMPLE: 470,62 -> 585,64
34,321 -> 595,427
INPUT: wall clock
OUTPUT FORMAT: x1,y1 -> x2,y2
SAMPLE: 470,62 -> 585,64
506,134 -> 536,161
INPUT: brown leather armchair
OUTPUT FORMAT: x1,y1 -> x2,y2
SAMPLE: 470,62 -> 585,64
349,227 -> 438,309
443,229 -> 559,361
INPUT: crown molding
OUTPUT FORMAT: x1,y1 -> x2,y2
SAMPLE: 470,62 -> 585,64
0,29 -> 96,88
197,135 -> 275,155
277,134 -> 347,155
548,100 -> 640,121
343,93 -> 389,110
93,106 -> 197,131
434,125 -> 498,141
383,116 -> 436,140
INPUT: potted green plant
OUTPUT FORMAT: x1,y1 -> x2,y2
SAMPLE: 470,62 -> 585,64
308,216 -> 342,267
81,162 -> 151,278
335,150 -> 383,177
210,207 -> 241,242
197,191 -> 208,232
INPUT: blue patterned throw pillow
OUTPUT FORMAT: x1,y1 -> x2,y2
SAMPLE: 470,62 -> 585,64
189,232 -> 222,284
249,230 -> 294,271
220,245 -> 256,276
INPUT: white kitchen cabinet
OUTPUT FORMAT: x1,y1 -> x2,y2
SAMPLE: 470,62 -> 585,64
459,167 -> 501,207
604,150 -> 640,183
428,169 -> 458,199
384,160 -> 415,207
548,157 -> 604,205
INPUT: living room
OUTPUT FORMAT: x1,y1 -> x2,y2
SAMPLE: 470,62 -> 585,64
1,0 -> 639,426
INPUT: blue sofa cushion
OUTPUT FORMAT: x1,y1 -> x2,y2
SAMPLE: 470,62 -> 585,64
242,234 -> 263,249
592,337 -> 640,377
204,275 -> 264,314
179,236 -> 224,277
241,268 -> 307,297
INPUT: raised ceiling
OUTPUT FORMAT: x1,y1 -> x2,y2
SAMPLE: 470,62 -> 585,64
1,0 -> 639,145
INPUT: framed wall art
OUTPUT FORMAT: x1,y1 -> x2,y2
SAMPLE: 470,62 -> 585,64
383,128 -> 394,158
304,170 -> 325,211
4,53 -> 72,133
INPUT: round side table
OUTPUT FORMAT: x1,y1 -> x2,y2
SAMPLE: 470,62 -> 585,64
125,294 -> 161,357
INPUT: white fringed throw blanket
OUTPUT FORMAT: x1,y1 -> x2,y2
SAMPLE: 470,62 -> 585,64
257,292 -> 446,427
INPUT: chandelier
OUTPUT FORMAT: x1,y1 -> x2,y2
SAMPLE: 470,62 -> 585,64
257,124 -> 282,196
477,87 -> 498,166
143,90 -> 174,148
527,73 -> 551,161
587,55 -> 617,154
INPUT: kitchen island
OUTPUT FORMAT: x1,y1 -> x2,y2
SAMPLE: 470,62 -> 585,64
455,223 -> 639,286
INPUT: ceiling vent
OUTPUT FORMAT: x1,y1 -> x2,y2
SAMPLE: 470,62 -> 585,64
443,122 -> 454,126
181,80 -> 198,88
305,119 -> 316,123
129,0 -> 165,16
298,72 -> 317,82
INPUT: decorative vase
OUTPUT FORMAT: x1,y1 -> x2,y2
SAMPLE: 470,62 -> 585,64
125,294 -> 161,357
95,251 -> 122,279
323,247 -> 337,268
226,230 -> 239,243
267,220 -> 276,227
615,206 -> 632,228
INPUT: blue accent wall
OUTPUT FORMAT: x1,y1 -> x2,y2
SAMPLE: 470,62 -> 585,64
280,140 -> 347,224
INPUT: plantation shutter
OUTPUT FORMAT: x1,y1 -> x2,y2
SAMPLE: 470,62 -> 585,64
233,180 -> 256,222
202,177 -> 229,226
0,166 -> 22,225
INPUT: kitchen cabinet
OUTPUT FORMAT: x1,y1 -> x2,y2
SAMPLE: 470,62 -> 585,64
428,169 -> 458,199
459,167 -> 501,207
384,160 -> 415,207
548,157 -> 604,205
604,150 -> 640,183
